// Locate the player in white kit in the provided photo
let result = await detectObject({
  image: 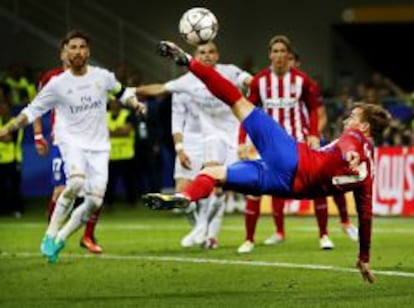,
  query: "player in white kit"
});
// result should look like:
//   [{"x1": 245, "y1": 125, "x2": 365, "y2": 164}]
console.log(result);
[
  {"x1": 172, "y1": 92, "x2": 203, "y2": 194},
  {"x1": 137, "y1": 42, "x2": 252, "y2": 248},
  {"x1": 171, "y1": 92, "x2": 203, "y2": 242},
  {"x1": 0, "y1": 30, "x2": 146, "y2": 263}
]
